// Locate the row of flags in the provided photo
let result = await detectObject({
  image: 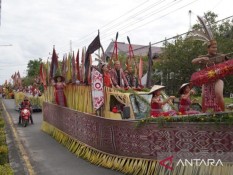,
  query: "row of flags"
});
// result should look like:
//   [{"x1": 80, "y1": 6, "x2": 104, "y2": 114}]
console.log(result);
[
  {"x1": 5, "y1": 32, "x2": 152, "y2": 90},
  {"x1": 40, "y1": 33, "x2": 151, "y2": 88},
  {"x1": 10, "y1": 71, "x2": 22, "y2": 87},
  {"x1": 8, "y1": 34, "x2": 152, "y2": 91},
  {"x1": 40, "y1": 34, "x2": 102, "y2": 86}
]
